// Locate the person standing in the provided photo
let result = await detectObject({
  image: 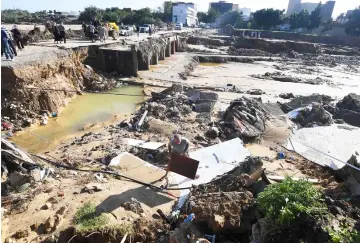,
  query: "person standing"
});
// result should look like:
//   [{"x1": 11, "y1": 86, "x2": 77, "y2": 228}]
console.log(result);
[
  {"x1": 163, "y1": 134, "x2": 190, "y2": 178},
  {"x1": 82, "y1": 22, "x2": 87, "y2": 34},
  {"x1": 98, "y1": 25, "x2": 106, "y2": 43},
  {"x1": 53, "y1": 24, "x2": 61, "y2": 44},
  {"x1": 136, "y1": 25, "x2": 140, "y2": 40},
  {"x1": 11, "y1": 25, "x2": 24, "y2": 50},
  {"x1": 1, "y1": 27, "x2": 17, "y2": 56},
  {"x1": 1, "y1": 28, "x2": 14, "y2": 61},
  {"x1": 58, "y1": 22, "x2": 66, "y2": 43}
]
